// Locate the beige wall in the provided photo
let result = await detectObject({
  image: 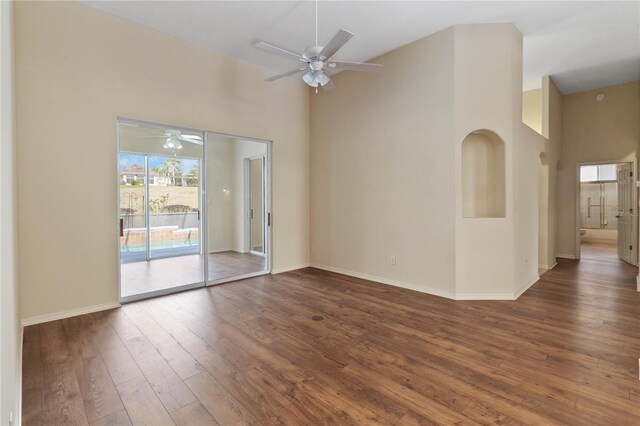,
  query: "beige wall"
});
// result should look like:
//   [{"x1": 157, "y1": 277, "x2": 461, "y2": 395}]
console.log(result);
[
  {"x1": 1, "y1": 0, "x2": 20, "y2": 423},
  {"x1": 538, "y1": 76, "x2": 563, "y2": 269},
  {"x1": 311, "y1": 27, "x2": 457, "y2": 296},
  {"x1": 523, "y1": 89, "x2": 542, "y2": 134},
  {"x1": 556, "y1": 81, "x2": 639, "y2": 259},
  {"x1": 454, "y1": 24, "x2": 542, "y2": 298},
  {"x1": 15, "y1": 1, "x2": 310, "y2": 321},
  {"x1": 311, "y1": 24, "x2": 541, "y2": 299}
]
